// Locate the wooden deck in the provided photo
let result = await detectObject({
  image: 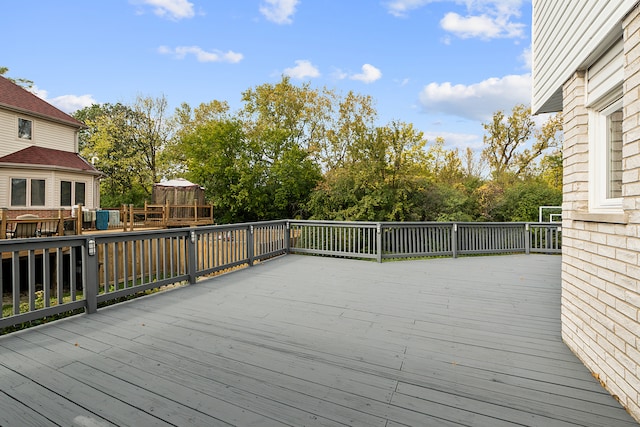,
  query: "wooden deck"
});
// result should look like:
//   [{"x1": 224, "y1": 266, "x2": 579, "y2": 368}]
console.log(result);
[{"x1": 0, "y1": 254, "x2": 637, "y2": 426}]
